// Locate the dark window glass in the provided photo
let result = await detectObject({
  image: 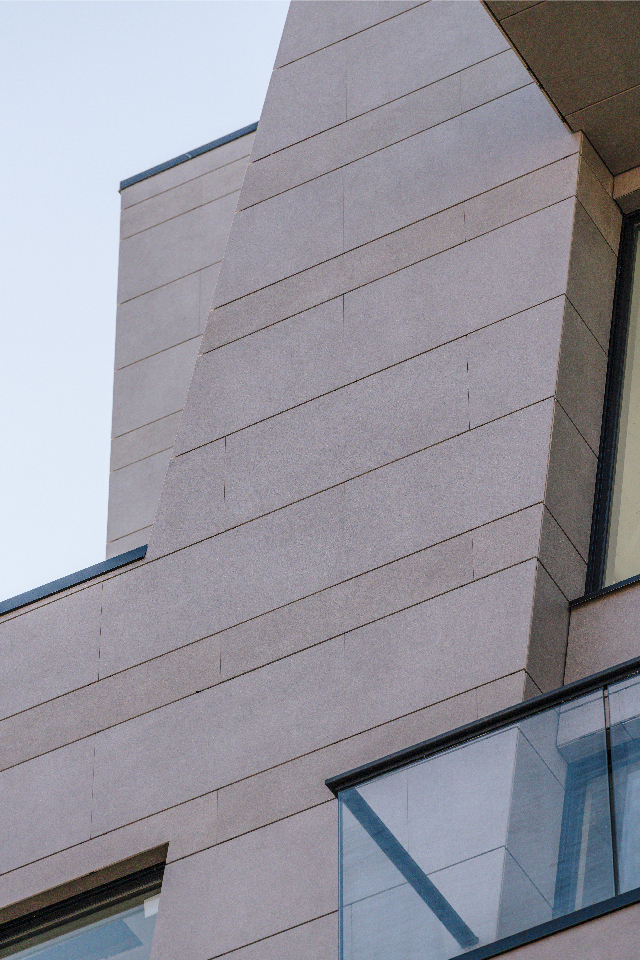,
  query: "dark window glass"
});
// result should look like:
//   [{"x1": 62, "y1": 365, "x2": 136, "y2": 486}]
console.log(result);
[
  {"x1": 588, "y1": 212, "x2": 640, "y2": 591},
  {"x1": 0, "y1": 876, "x2": 162, "y2": 960}
]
